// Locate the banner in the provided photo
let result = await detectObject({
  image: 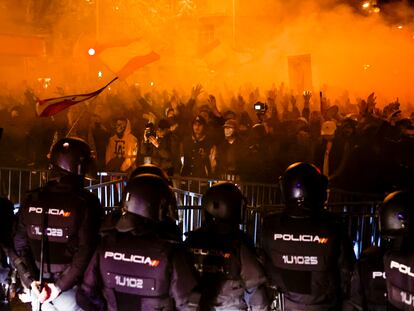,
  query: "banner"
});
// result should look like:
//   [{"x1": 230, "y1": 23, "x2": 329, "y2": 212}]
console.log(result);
[
  {"x1": 97, "y1": 39, "x2": 160, "y2": 79},
  {"x1": 288, "y1": 54, "x2": 313, "y2": 94}
]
